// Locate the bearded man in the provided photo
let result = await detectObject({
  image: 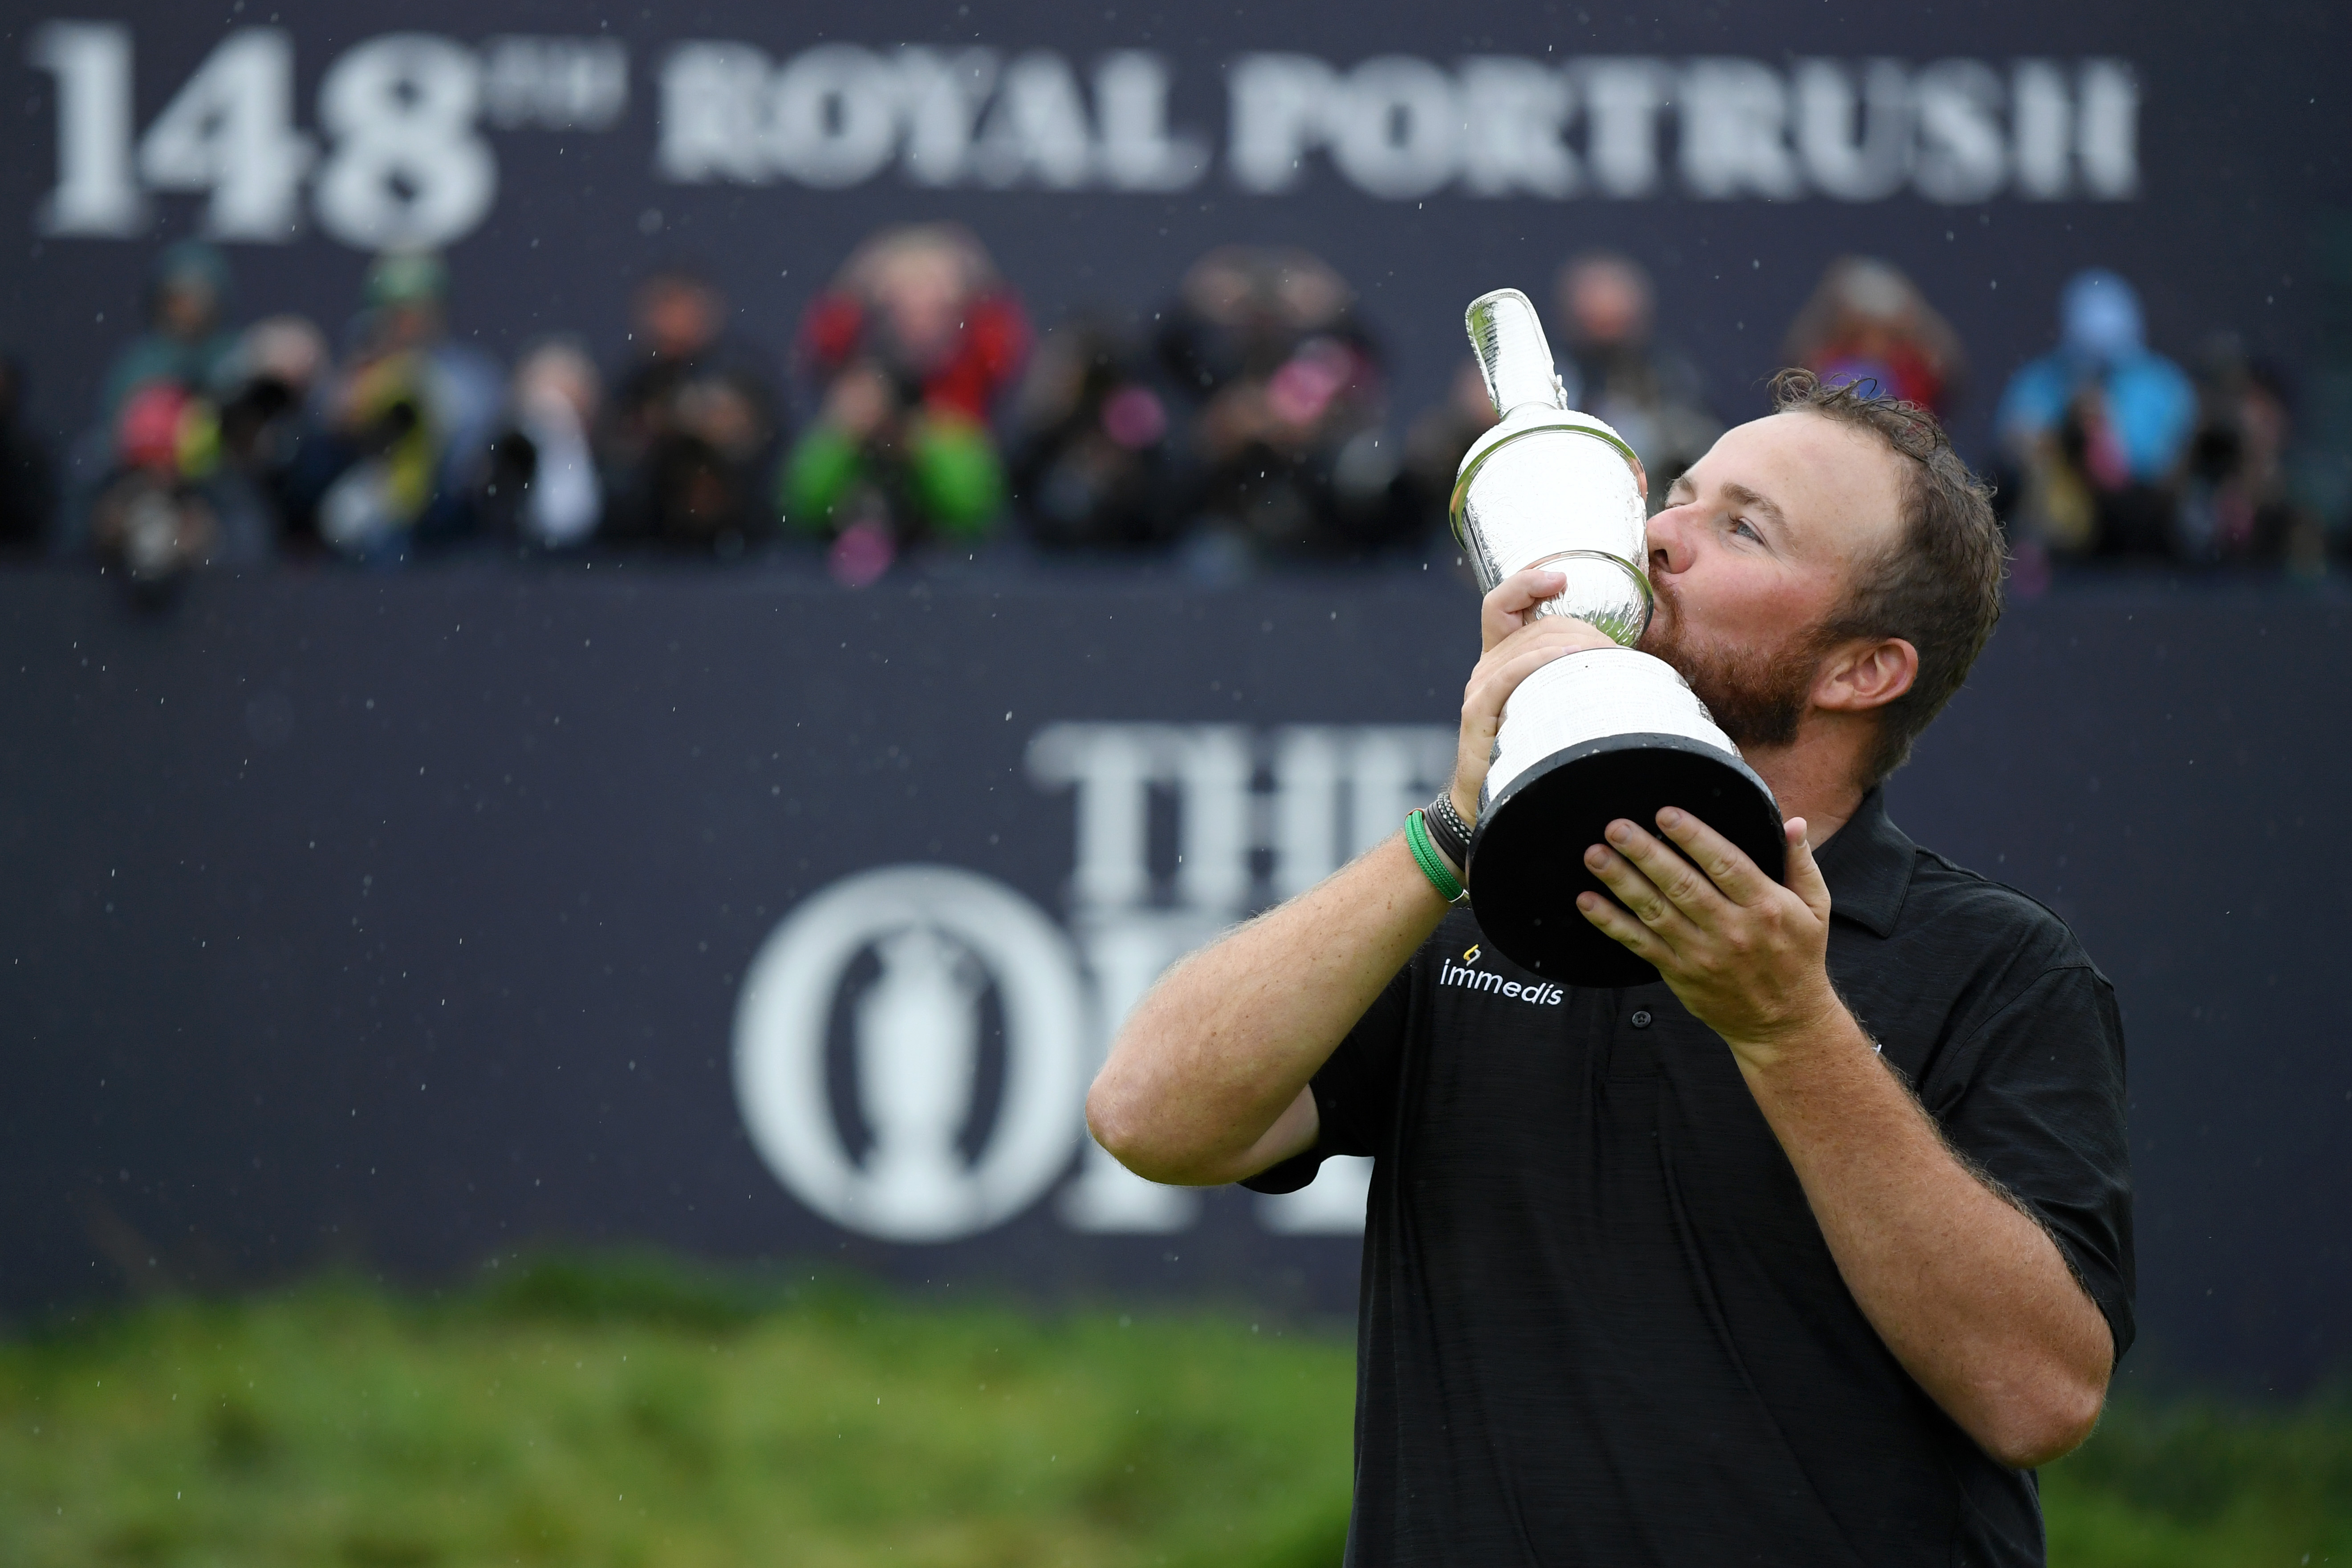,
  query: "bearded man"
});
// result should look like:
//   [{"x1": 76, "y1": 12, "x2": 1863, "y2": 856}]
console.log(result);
[{"x1": 1086, "y1": 371, "x2": 2131, "y2": 1566}]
